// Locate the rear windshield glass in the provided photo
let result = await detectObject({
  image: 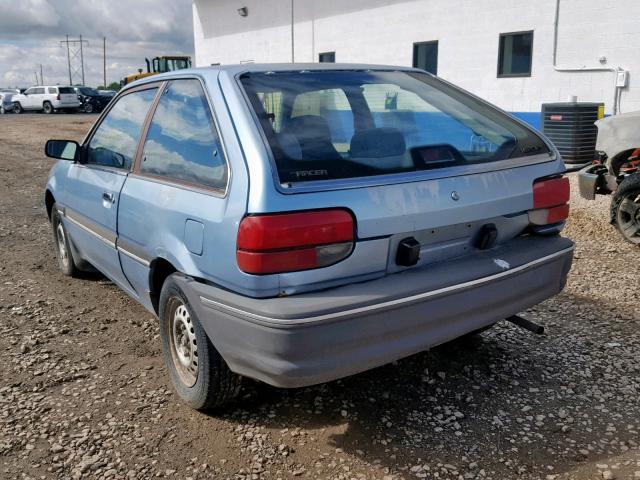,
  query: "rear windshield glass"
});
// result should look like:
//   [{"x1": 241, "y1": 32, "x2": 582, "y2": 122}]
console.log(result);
[
  {"x1": 240, "y1": 70, "x2": 550, "y2": 184},
  {"x1": 59, "y1": 87, "x2": 75, "y2": 94},
  {"x1": 79, "y1": 87, "x2": 99, "y2": 95}
]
